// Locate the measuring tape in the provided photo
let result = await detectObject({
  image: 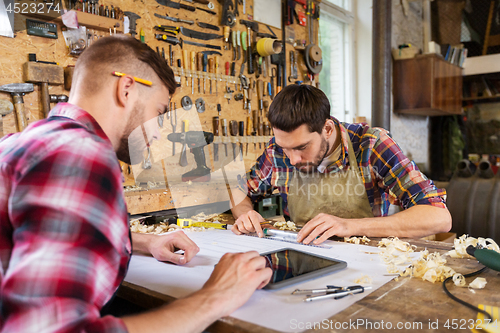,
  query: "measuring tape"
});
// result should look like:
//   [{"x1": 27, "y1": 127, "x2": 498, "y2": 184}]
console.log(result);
[
  {"x1": 177, "y1": 218, "x2": 229, "y2": 230},
  {"x1": 245, "y1": 228, "x2": 332, "y2": 249}
]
